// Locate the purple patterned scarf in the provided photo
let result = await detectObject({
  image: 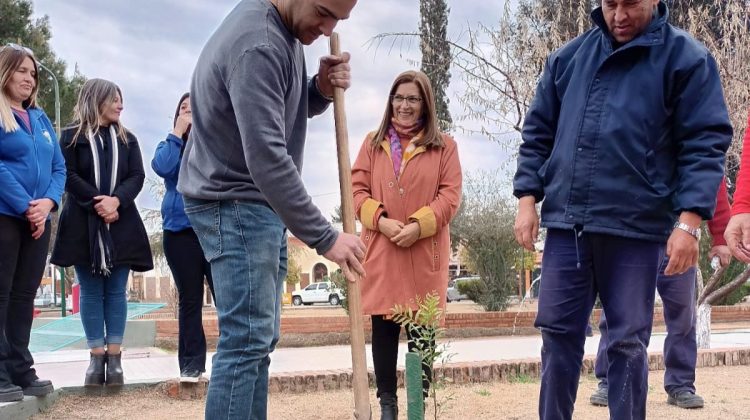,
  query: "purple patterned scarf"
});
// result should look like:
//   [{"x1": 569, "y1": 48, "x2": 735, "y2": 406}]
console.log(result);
[{"x1": 387, "y1": 118, "x2": 423, "y2": 178}]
